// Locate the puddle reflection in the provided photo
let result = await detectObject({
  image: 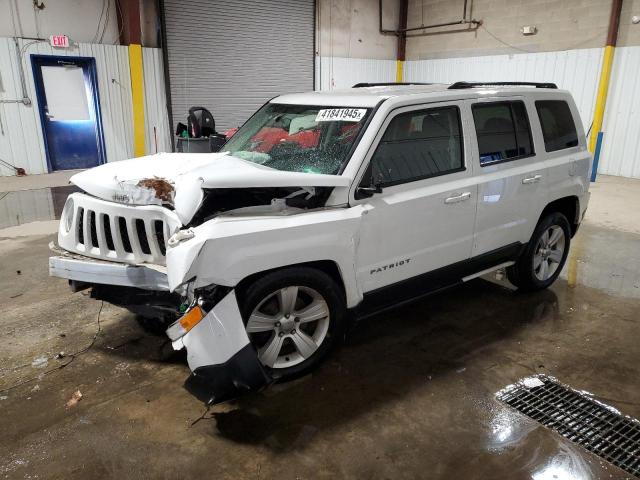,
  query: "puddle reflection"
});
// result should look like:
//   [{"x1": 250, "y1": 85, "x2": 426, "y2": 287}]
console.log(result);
[{"x1": 0, "y1": 185, "x2": 77, "y2": 229}]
